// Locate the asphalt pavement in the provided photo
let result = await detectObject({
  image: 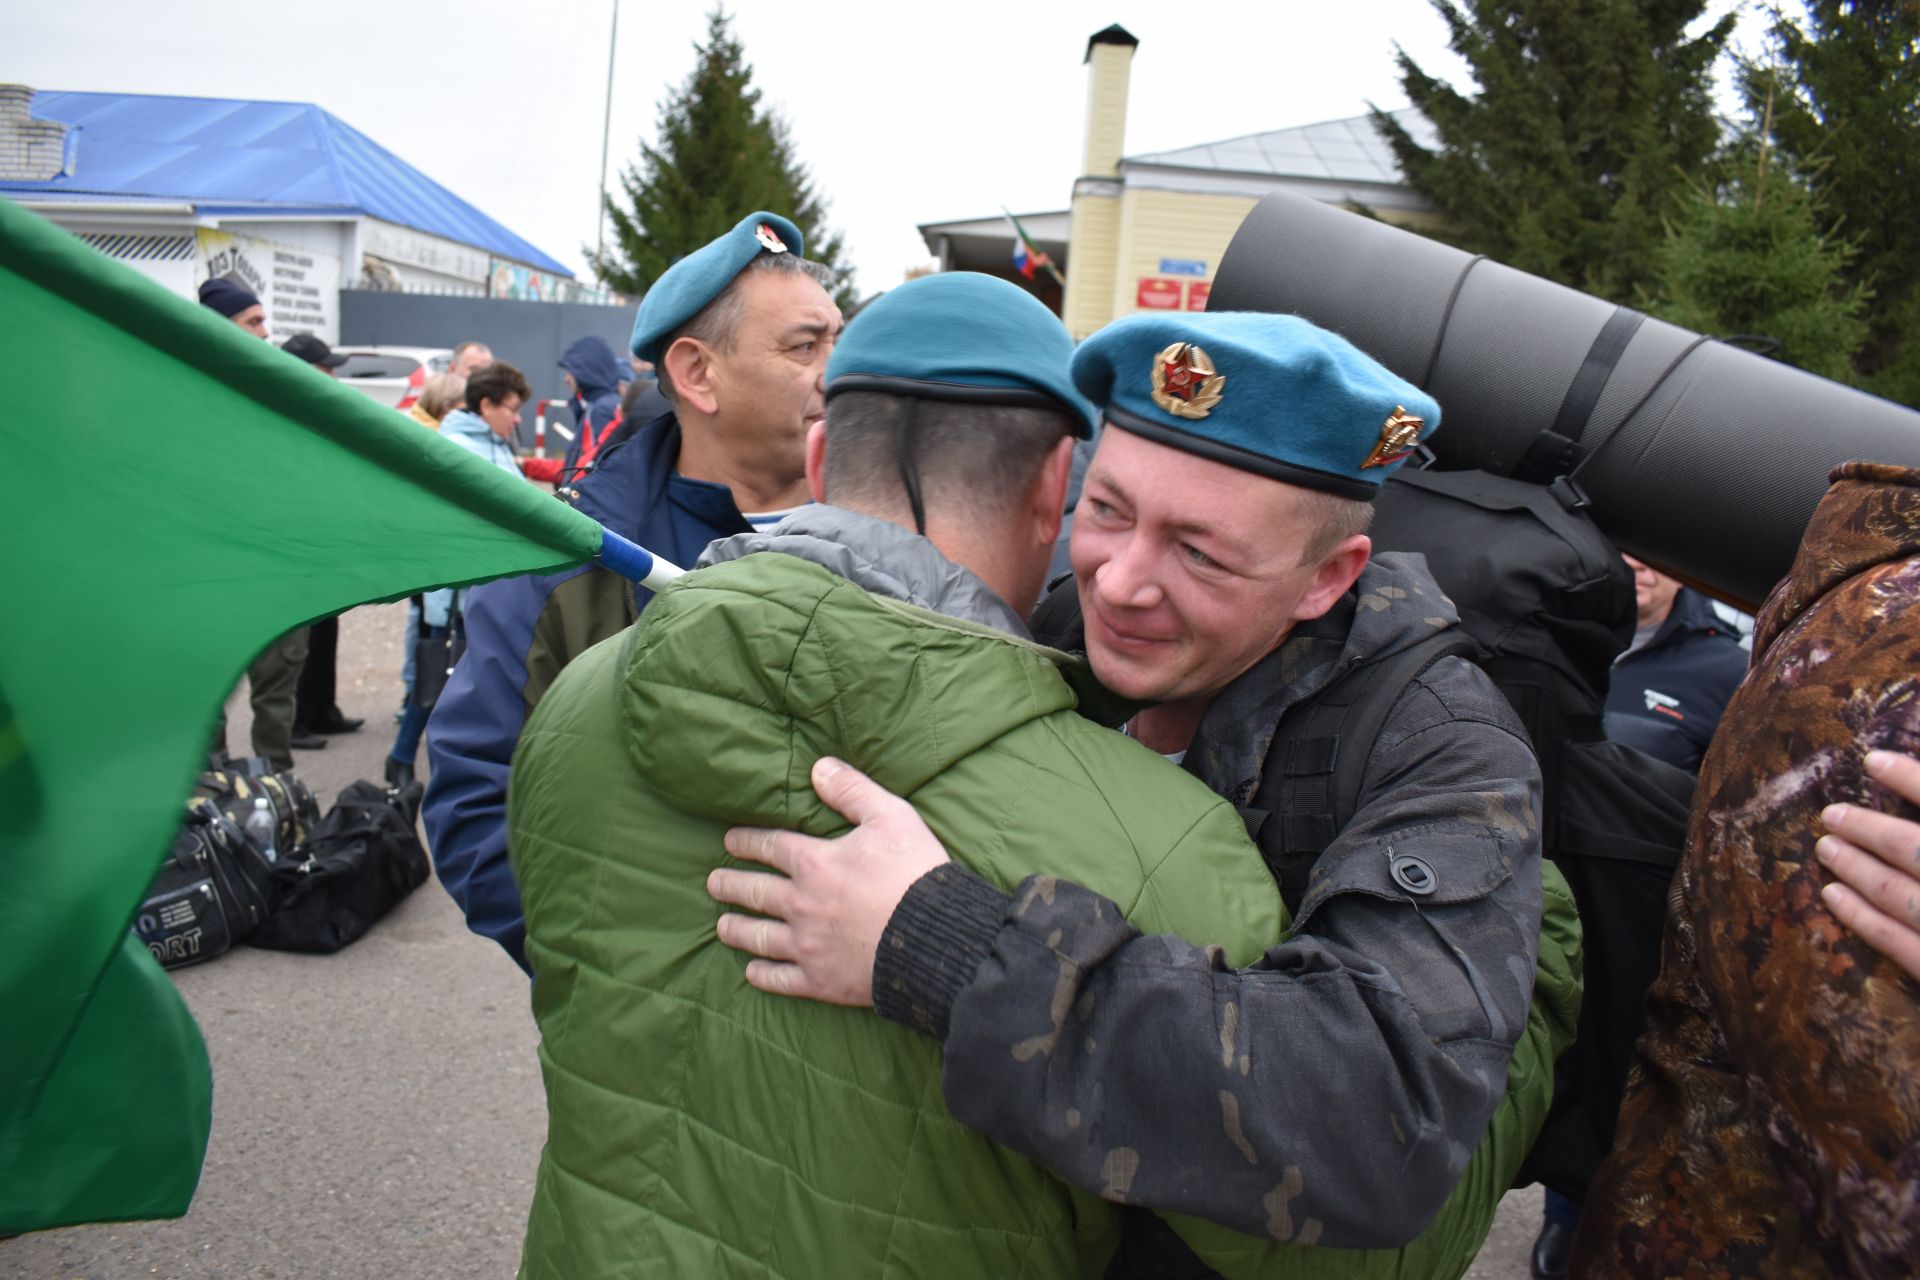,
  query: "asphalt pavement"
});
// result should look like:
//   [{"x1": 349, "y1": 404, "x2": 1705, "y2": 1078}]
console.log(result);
[{"x1": 0, "y1": 601, "x2": 1544, "y2": 1279}]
